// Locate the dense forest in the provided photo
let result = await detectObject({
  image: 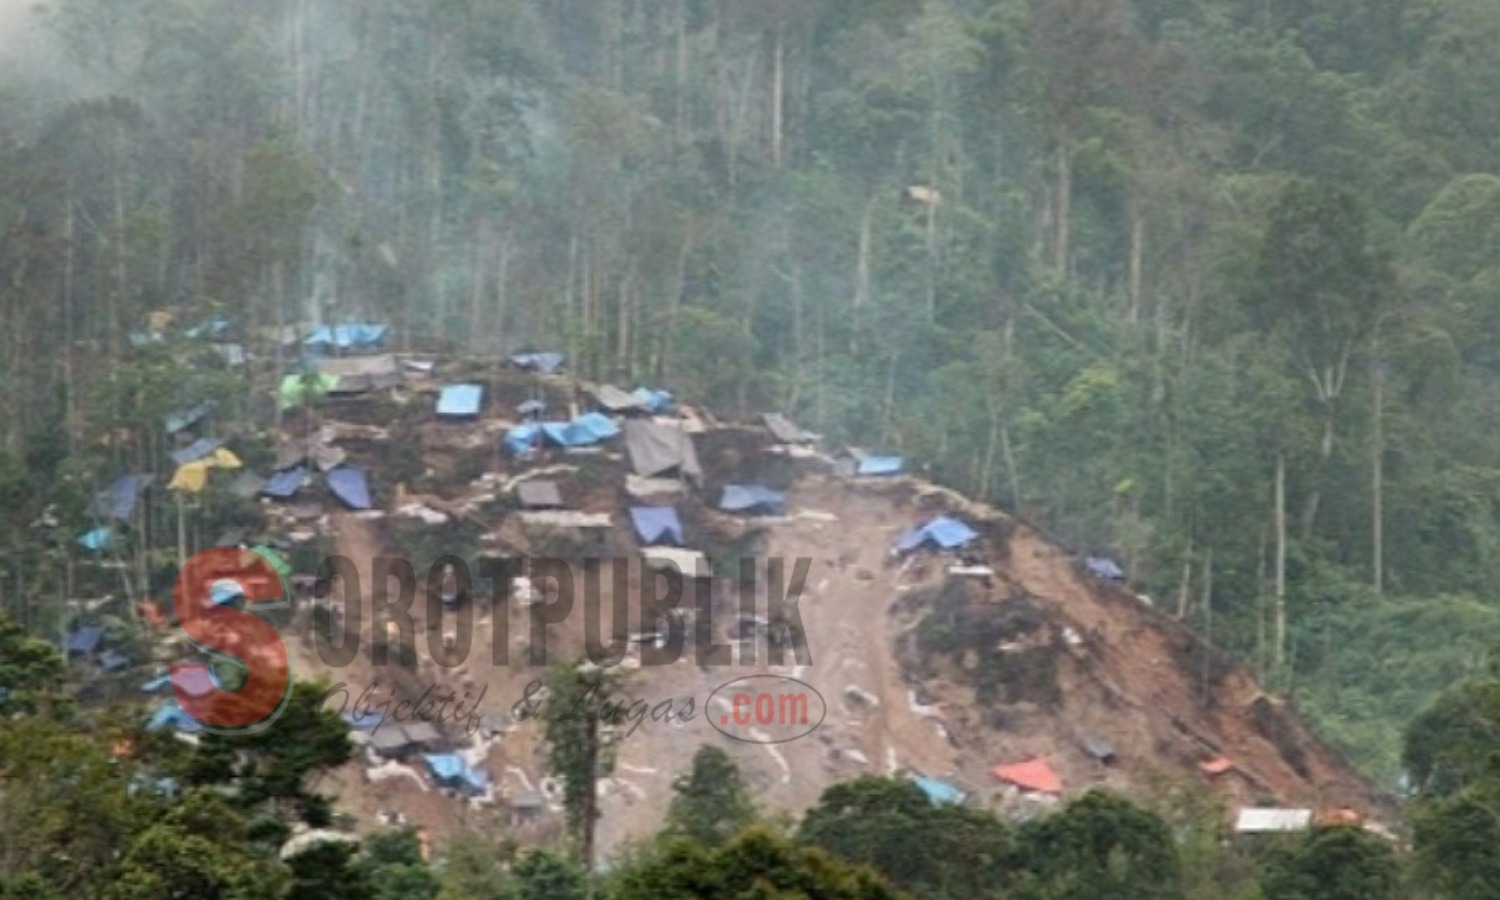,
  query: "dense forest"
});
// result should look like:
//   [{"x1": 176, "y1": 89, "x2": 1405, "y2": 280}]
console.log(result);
[{"x1": 3, "y1": 0, "x2": 1500, "y2": 830}]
